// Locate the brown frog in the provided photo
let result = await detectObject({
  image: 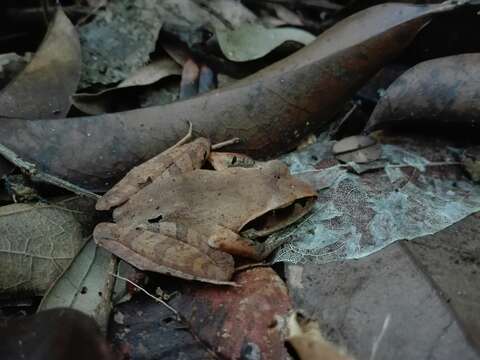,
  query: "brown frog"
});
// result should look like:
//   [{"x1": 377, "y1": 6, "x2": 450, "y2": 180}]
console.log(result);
[{"x1": 94, "y1": 134, "x2": 317, "y2": 284}]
